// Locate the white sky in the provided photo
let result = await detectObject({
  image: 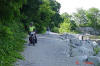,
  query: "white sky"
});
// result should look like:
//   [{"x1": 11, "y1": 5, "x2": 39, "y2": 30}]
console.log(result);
[{"x1": 56, "y1": 0, "x2": 100, "y2": 14}]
